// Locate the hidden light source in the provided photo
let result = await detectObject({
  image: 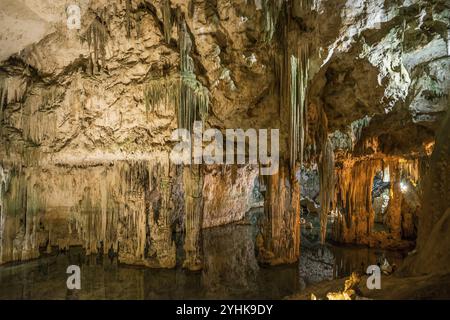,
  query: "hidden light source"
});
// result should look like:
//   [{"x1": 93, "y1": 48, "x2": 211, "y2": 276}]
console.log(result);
[{"x1": 400, "y1": 181, "x2": 408, "y2": 193}]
